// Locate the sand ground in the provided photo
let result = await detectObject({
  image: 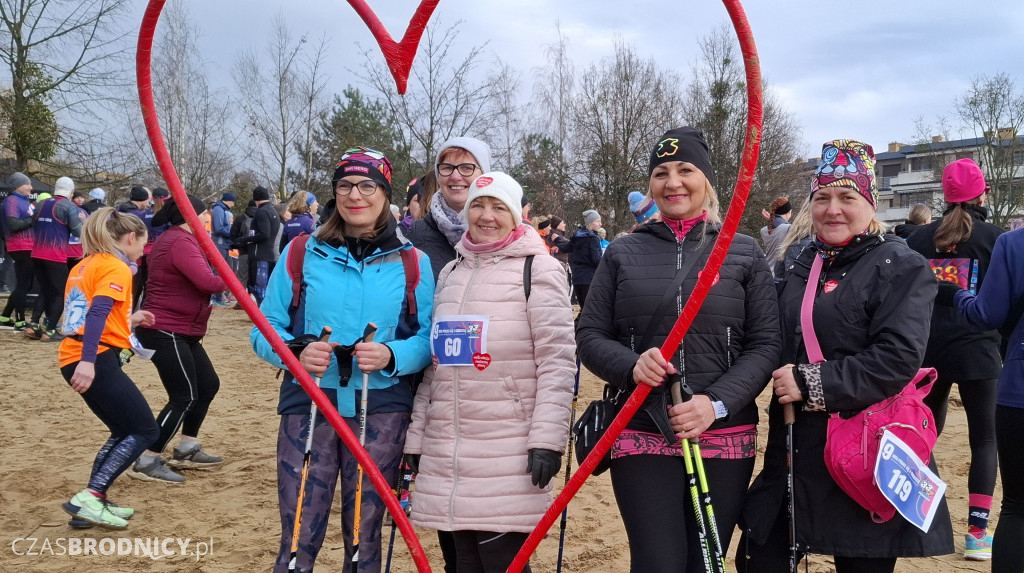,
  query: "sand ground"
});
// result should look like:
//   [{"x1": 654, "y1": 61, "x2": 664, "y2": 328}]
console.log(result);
[{"x1": 0, "y1": 307, "x2": 997, "y2": 572}]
